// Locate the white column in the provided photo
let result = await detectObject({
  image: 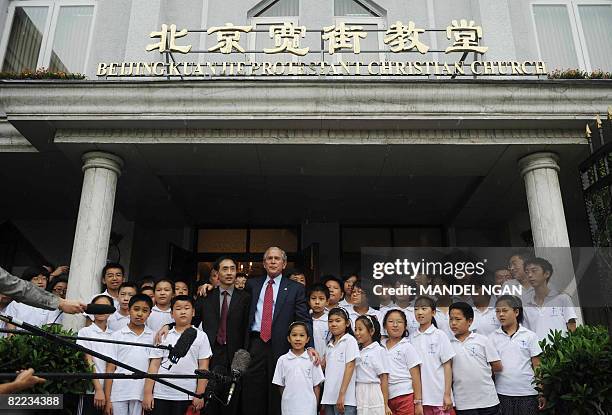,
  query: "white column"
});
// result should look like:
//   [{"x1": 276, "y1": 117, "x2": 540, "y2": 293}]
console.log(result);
[
  {"x1": 518, "y1": 152, "x2": 582, "y2": 322},
  {"x1": 518, "y1": 152, "x2": 570, "y2": 247},
  {"x1": 63, "y1": 152, "x2": 123, "y2": 331}
]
